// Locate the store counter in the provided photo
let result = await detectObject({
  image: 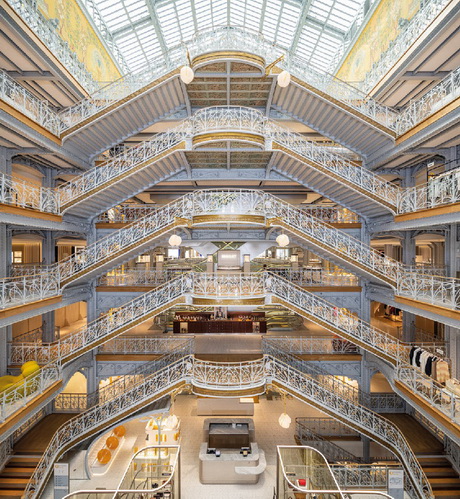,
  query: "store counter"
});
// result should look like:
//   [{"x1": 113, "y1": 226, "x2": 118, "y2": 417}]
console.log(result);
[{"x1": 199, "y1": 442, "x2": 264, "y2": 484}]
